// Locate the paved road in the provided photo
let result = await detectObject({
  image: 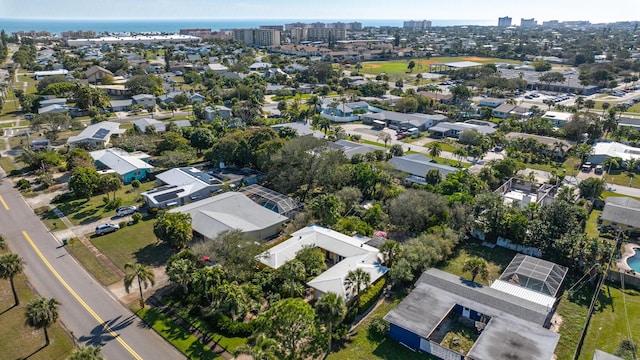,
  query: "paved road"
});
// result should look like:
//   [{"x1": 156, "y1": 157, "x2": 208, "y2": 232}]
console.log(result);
[{"x1": 0, "y1": 173, "x2": 184, "y2": 360}]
